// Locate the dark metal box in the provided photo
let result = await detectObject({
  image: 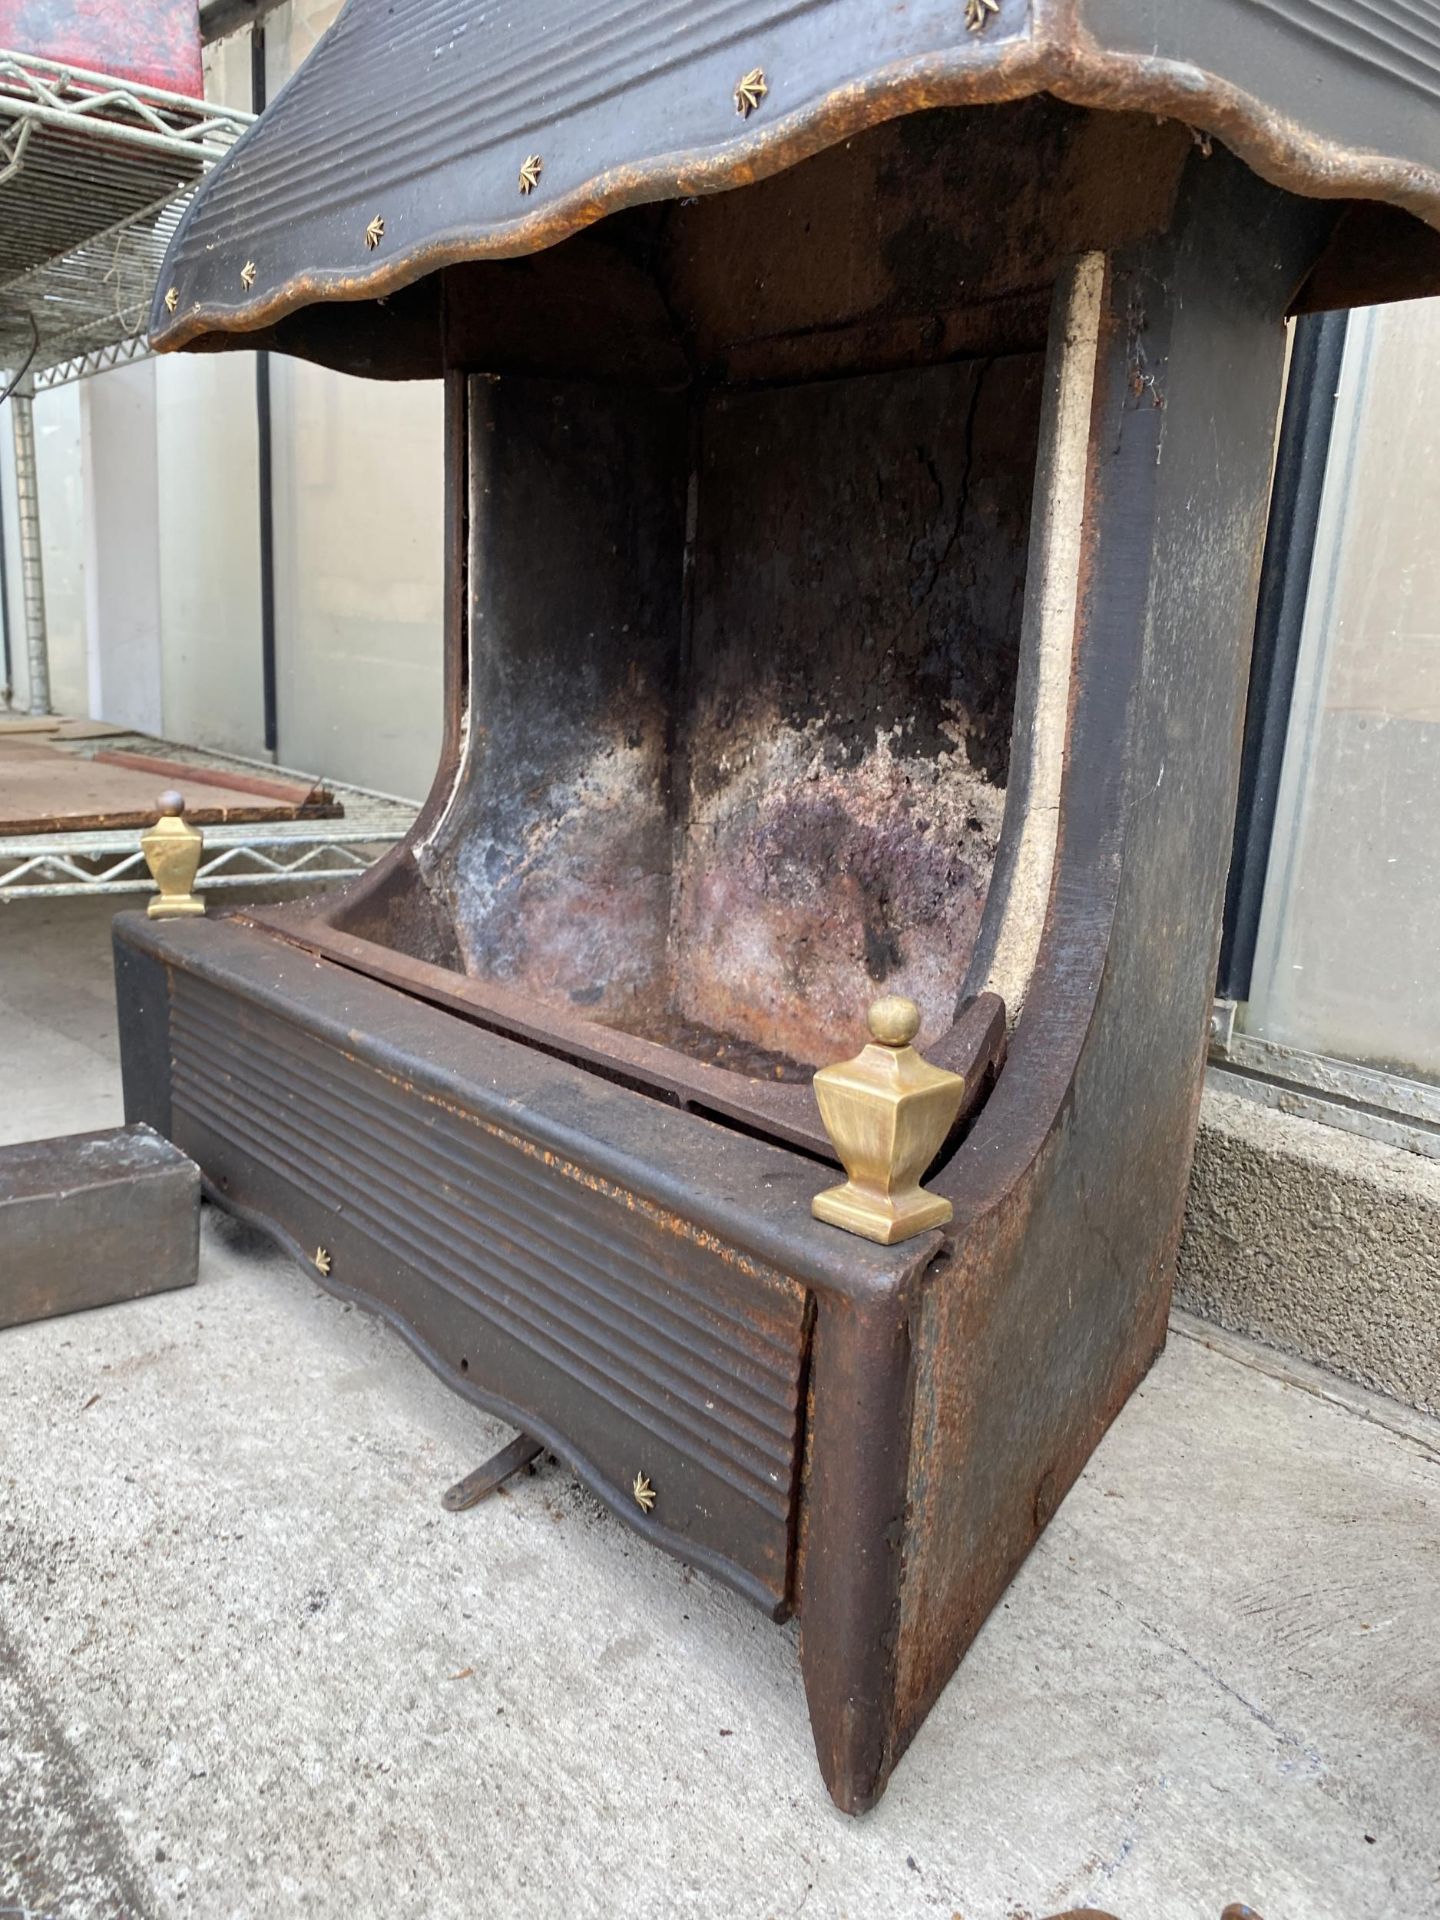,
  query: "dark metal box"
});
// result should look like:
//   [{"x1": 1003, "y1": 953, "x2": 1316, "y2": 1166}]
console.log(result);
[{"x1": 0, "y1": 1123, "x2": 199, "y2": 1331}]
